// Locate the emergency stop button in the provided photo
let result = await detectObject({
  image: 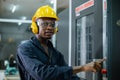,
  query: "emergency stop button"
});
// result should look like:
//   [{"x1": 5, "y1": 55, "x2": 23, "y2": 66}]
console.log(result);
[{"x1": 101, "y1": 69, "x2": 107, "y2": 74}]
